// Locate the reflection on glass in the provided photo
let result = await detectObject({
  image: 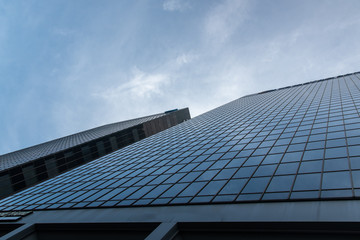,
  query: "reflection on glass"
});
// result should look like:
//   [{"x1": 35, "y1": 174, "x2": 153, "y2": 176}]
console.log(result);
[
  {"x1": 220, "y1": 179, "x2": 247, "y2": 195},
  {"x1": 242, "y1": 177, "x2": 271, "y2": 194},
  {"x1": 266, "y1": 175, "x2": 295, "y2": 192},
  {"x1": 322, "y1": 171, "x2": 351, "y2": 189},
  {"x1": 293, "y1": 173, "x2": 321, "y2": 191}
]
